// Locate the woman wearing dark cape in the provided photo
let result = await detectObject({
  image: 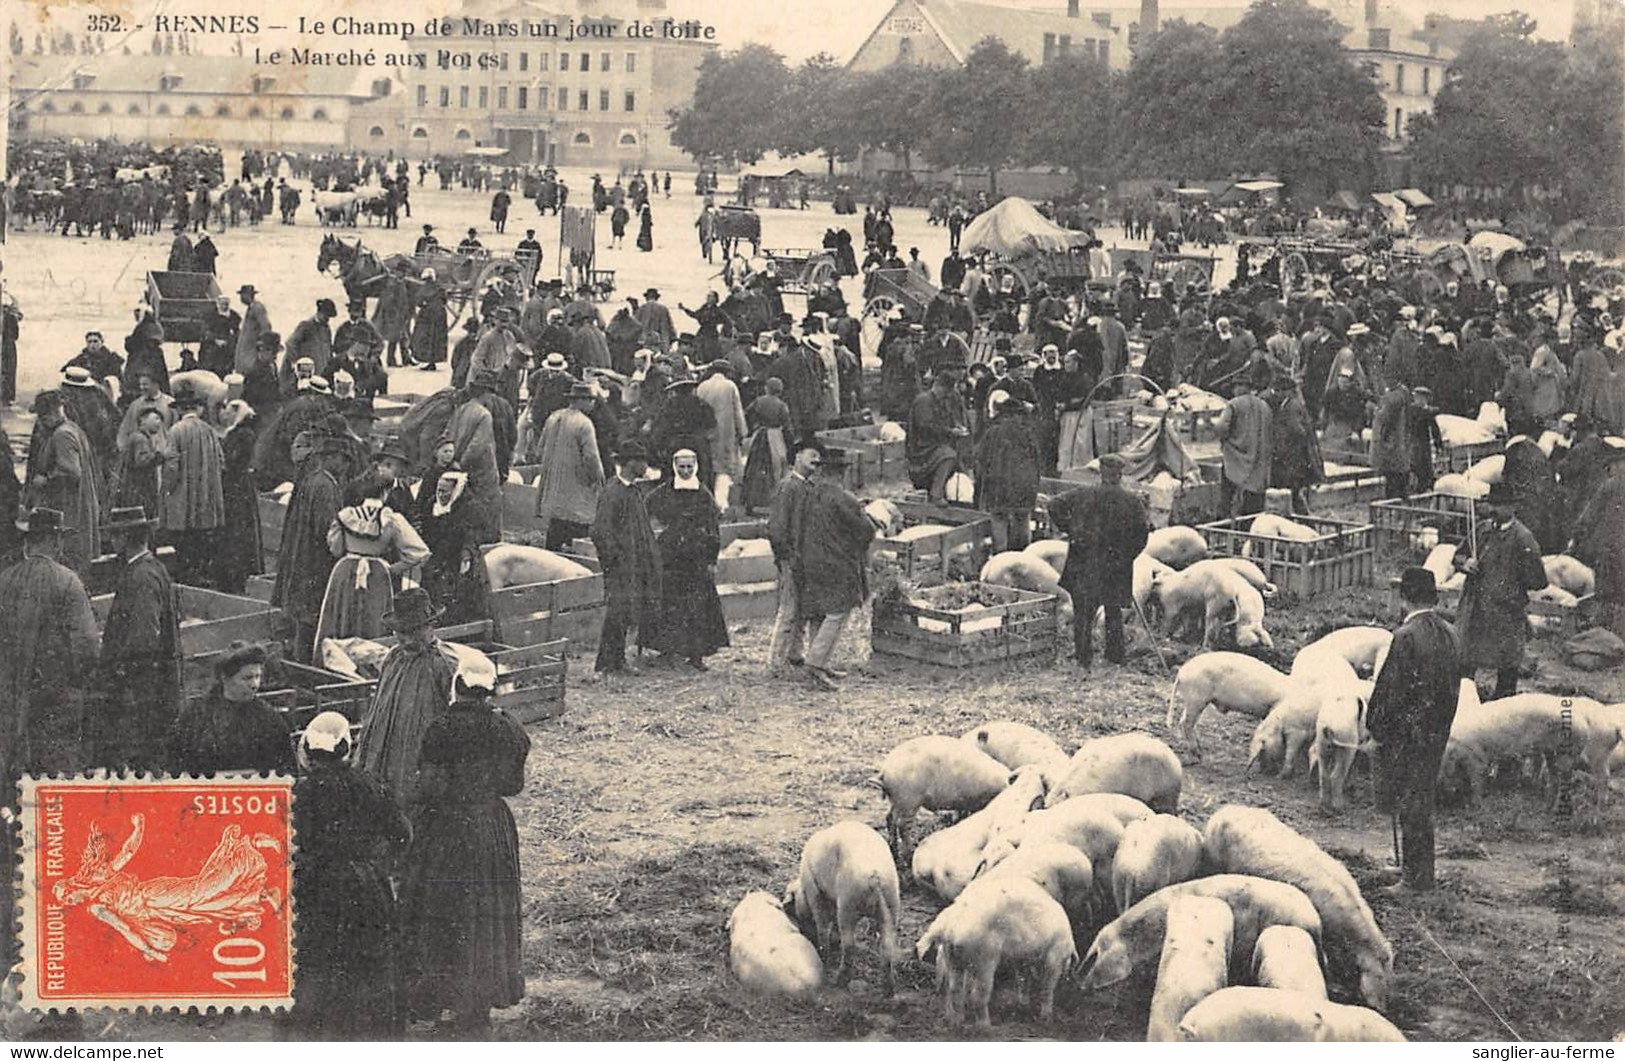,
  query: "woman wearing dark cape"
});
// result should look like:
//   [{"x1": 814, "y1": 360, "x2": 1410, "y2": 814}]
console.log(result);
[
  {"x1": 741, "y1": 377, "x2": 791, "y2": 514},
  {"x1": 646, "y1": 449, "x2": 729, "y2": 670},
  {"x1": 215, "y1": 398, "x2": 263, "y2": 593},
  {"x1": 417, "y1": 469, "x2": 493, "y2": 624}
]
